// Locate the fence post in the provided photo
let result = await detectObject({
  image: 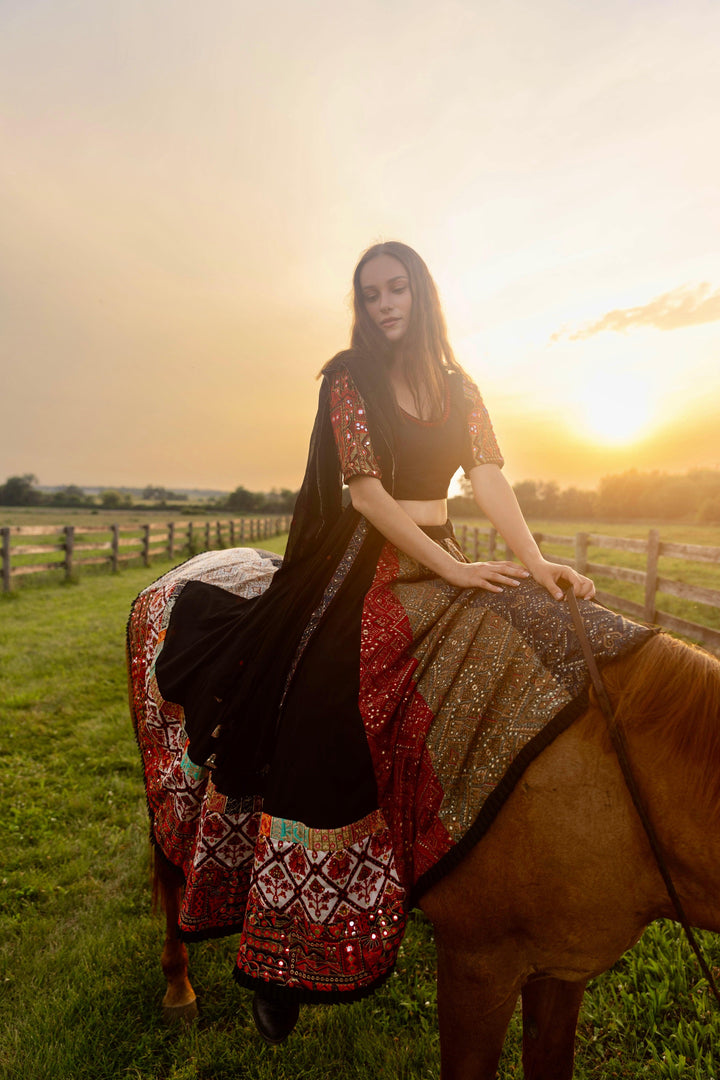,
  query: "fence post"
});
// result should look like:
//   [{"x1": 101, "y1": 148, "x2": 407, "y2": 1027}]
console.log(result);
[
  {"x1": 488, "y1": 527, "x2": 497, "y2": 560},
  {"x1": 216, "y1": 520, "x2": 223, "y2": 548},
  {"x1": 644, "y1": 528, "x2": 660, "y2": 622},
  {"x1": 187, "y1": 521, "x2": 194, "y2": 555},
  {"x1": 111, "y1": 523, "x2": 119, "y2": 573},
  {"x1": 473, "y1": 527, "x2": 480, "y2": 561},
  {"x1": 2, "y1": 527, "x2": 10, "y2": 592},
  {"x1": 239, "y1": 519, "x2": 246, "y2": 543},
  {"x1": 230, "y1": 520, "x2": 235, "y2": 547},
  {"x1": 575, "y1": 532, "x2": 588, "y2": 575},
  {"x1": 168, "y1": 521, "x2": 175, "y2": 560},
  {"x1": 64, "y1": 525, "x2": 75, "y2": 580},
  {"x1": 142, "y1": 524, "x2": 150, "y2": 567},
  {"x1": 459, "y1": 524, "x2": 467, "y2": 555},
  {"x1": 204, "y1": 521, "x2": 211, "y2": 551}
]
